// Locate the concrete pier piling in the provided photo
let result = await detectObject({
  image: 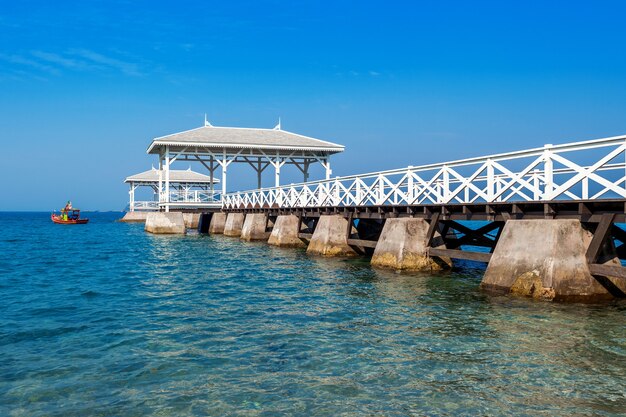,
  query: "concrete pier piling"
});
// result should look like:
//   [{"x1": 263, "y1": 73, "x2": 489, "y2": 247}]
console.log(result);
[
  {"x1": 224, "y1": 213, "x2": 245, "y2": 237},
  {"x1": 208, "y1": 212, "x2": 227, "y2": 234},
  {"x1": 268, "y1": 215, "x2": 306, "y2": 247},
  {"x1": 120, "y1": 212, "x2": 149, "y2": 223},
  {"x1": 182, "y1": 213, "x2": 201, "y2": 229},
  {"x1": 240, "y1": 213, "x2": 270, "y2": 241},
  {"x1": 306, "y1": 215, "x2": 357, "y2": 257},
  {"x1": 144, "y1": 212, "x2": 186, "y2": 234},
  {"x1": 481, "y1": 219, "x2": 623, "y2": 301},
  {"x1": 371, "y1": 218, "x2": 452, "y2": 271}
]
